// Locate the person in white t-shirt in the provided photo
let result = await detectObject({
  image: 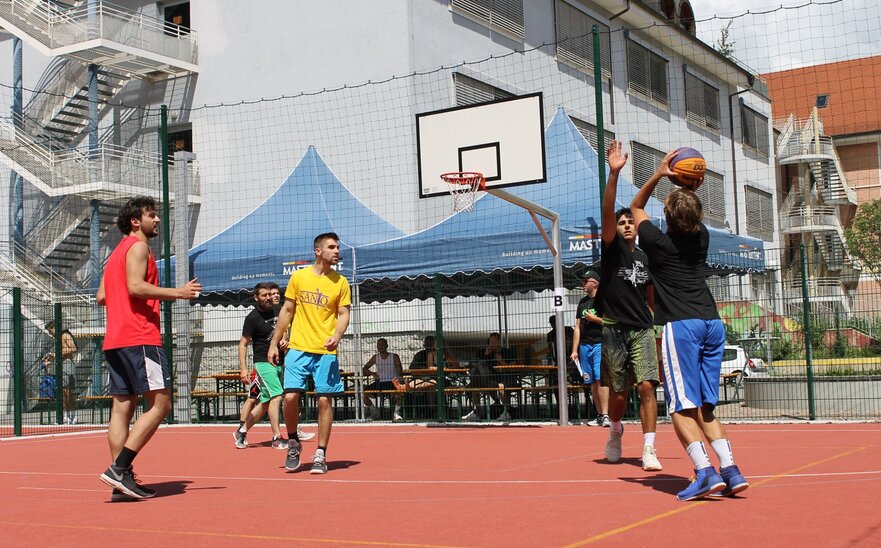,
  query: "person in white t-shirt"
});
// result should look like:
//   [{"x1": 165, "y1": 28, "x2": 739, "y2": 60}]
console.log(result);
[{"x1": 362, "y1": 338, "x2": 405, "y2": 421}]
